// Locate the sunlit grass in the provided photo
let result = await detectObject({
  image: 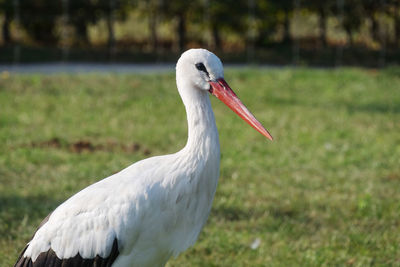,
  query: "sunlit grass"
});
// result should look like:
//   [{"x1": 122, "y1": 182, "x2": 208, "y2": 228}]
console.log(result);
[{"x1": 1, "y1": 67, "x2": 399, "y2": 266}]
